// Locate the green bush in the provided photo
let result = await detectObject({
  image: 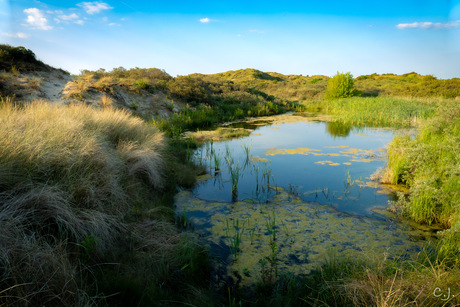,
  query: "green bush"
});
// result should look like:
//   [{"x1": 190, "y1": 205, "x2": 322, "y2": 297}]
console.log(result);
[
  {"x1": 324, "y1": 71, "x2": 356, "y2": 99},
  {"x1": 0, "y1": 44, "x2": 47, "y2": 71}
]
